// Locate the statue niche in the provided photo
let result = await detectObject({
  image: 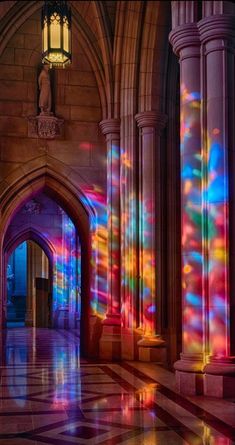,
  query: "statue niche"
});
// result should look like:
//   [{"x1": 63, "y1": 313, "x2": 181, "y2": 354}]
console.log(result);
[{"x1": 27, "y1": 64, "x2": 64, "y2": 139}]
